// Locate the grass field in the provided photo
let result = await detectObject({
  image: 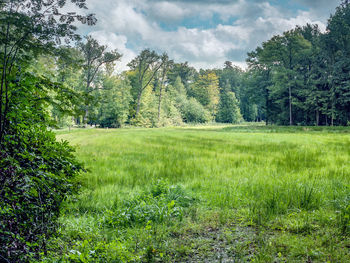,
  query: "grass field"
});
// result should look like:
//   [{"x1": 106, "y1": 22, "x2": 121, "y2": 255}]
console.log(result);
[{"x1": 47, "y1": 125, "x2": 350, "y2": 262}]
